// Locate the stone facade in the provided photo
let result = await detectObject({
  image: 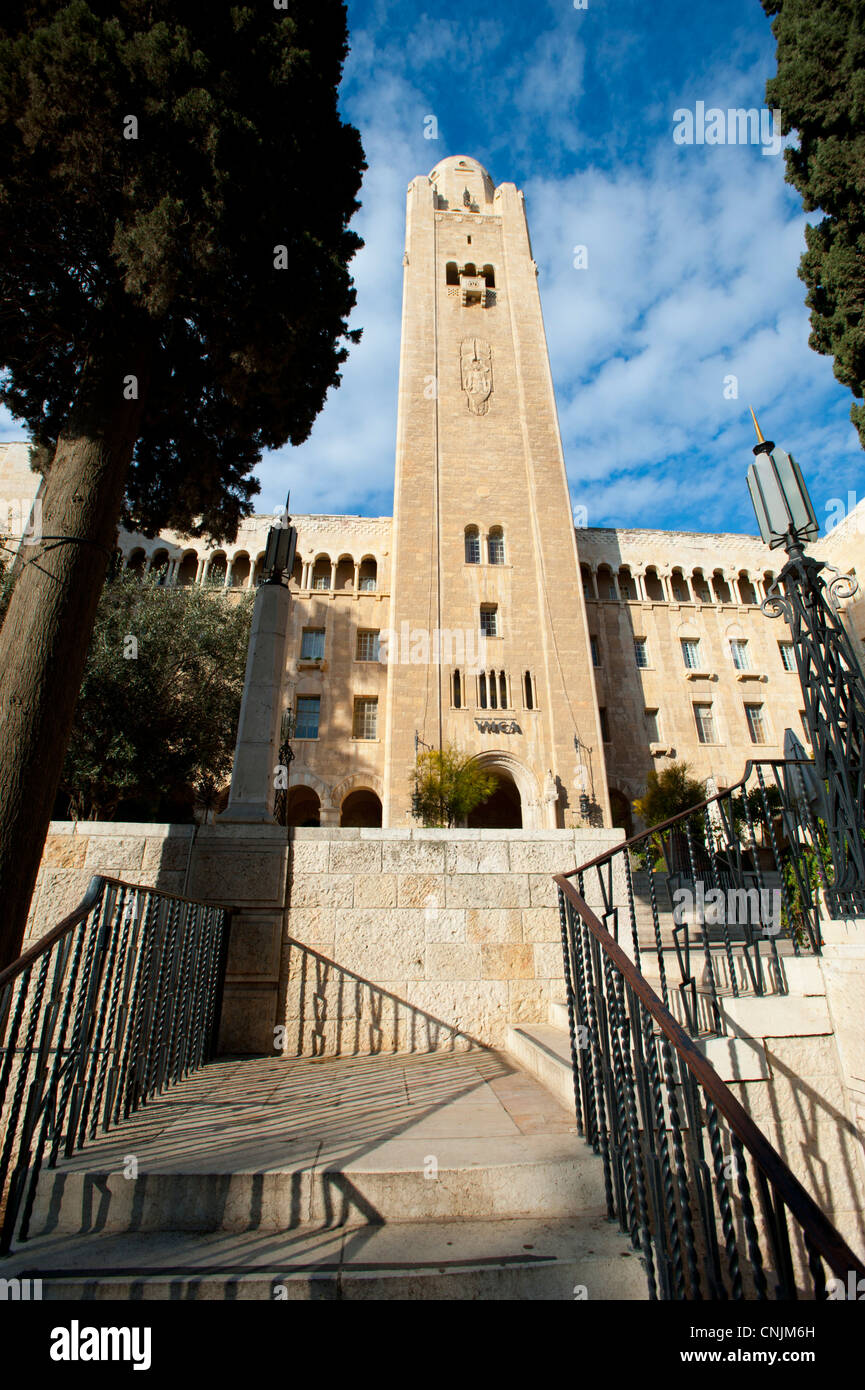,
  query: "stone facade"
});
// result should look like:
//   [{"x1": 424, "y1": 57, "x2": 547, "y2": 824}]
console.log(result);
[{"x1": 2, "y1": 158, "x2": 865, "y2": 838}]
